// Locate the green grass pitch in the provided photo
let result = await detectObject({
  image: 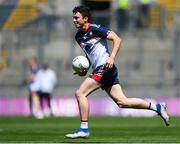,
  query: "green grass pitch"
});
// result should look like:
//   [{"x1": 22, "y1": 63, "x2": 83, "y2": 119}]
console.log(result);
[{"x1": 0, "y1": 116, "x2": 180, "y2": 143}]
